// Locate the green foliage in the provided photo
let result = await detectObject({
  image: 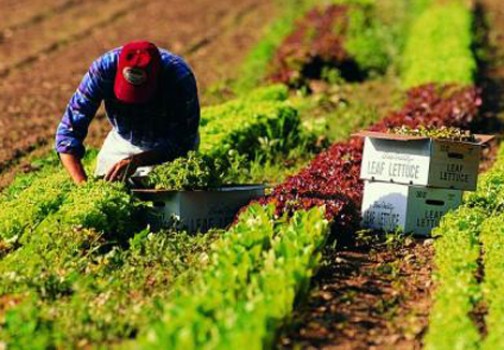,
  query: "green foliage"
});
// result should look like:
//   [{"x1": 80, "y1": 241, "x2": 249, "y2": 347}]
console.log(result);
[
  {"x1": 0, "y1": 229, "x2": 219, "y2": 348},
  {"x1": 0, "y1": 171, "x2": 72, "y2": 242},
  {"x1": 36, "y1": 180, "x2": 137, "y2": 239},
  {"x1": 200, "y1": 90, "x2": 303, "y2": 161},
  {"x1": 402, "y1": 2, "x2": 476, "y2": 88},
  {"x1": 344, "y1": 6, "x2": 391, "y2": 74},
  {"x1": 147, "y1": 151, "x2": 247, "y2": 190},
  {"x1": 138, "y1": 204, "x2": 329, "y2": 349},
  {"x1": 0, "y1": 181, "x2": 137, "y2": 295},
  {"x1": 0, "y1": 150, "x2": 99, "y2": 246},
  {"x1": 480, "y1": 215, "x2": 504, "y2": 350},
  {"x1": 465, "y1": 145, "x2": 504, "y2": 213},
  {"x1": 425, "y1": 207, "x2": 484, "y2": 350},
  {"x1": 0, "y1": 149, "x2": 97, "y2": 201},
  {"x1": 425, "y1": 144, "x2": 504, "y2": 350}
]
